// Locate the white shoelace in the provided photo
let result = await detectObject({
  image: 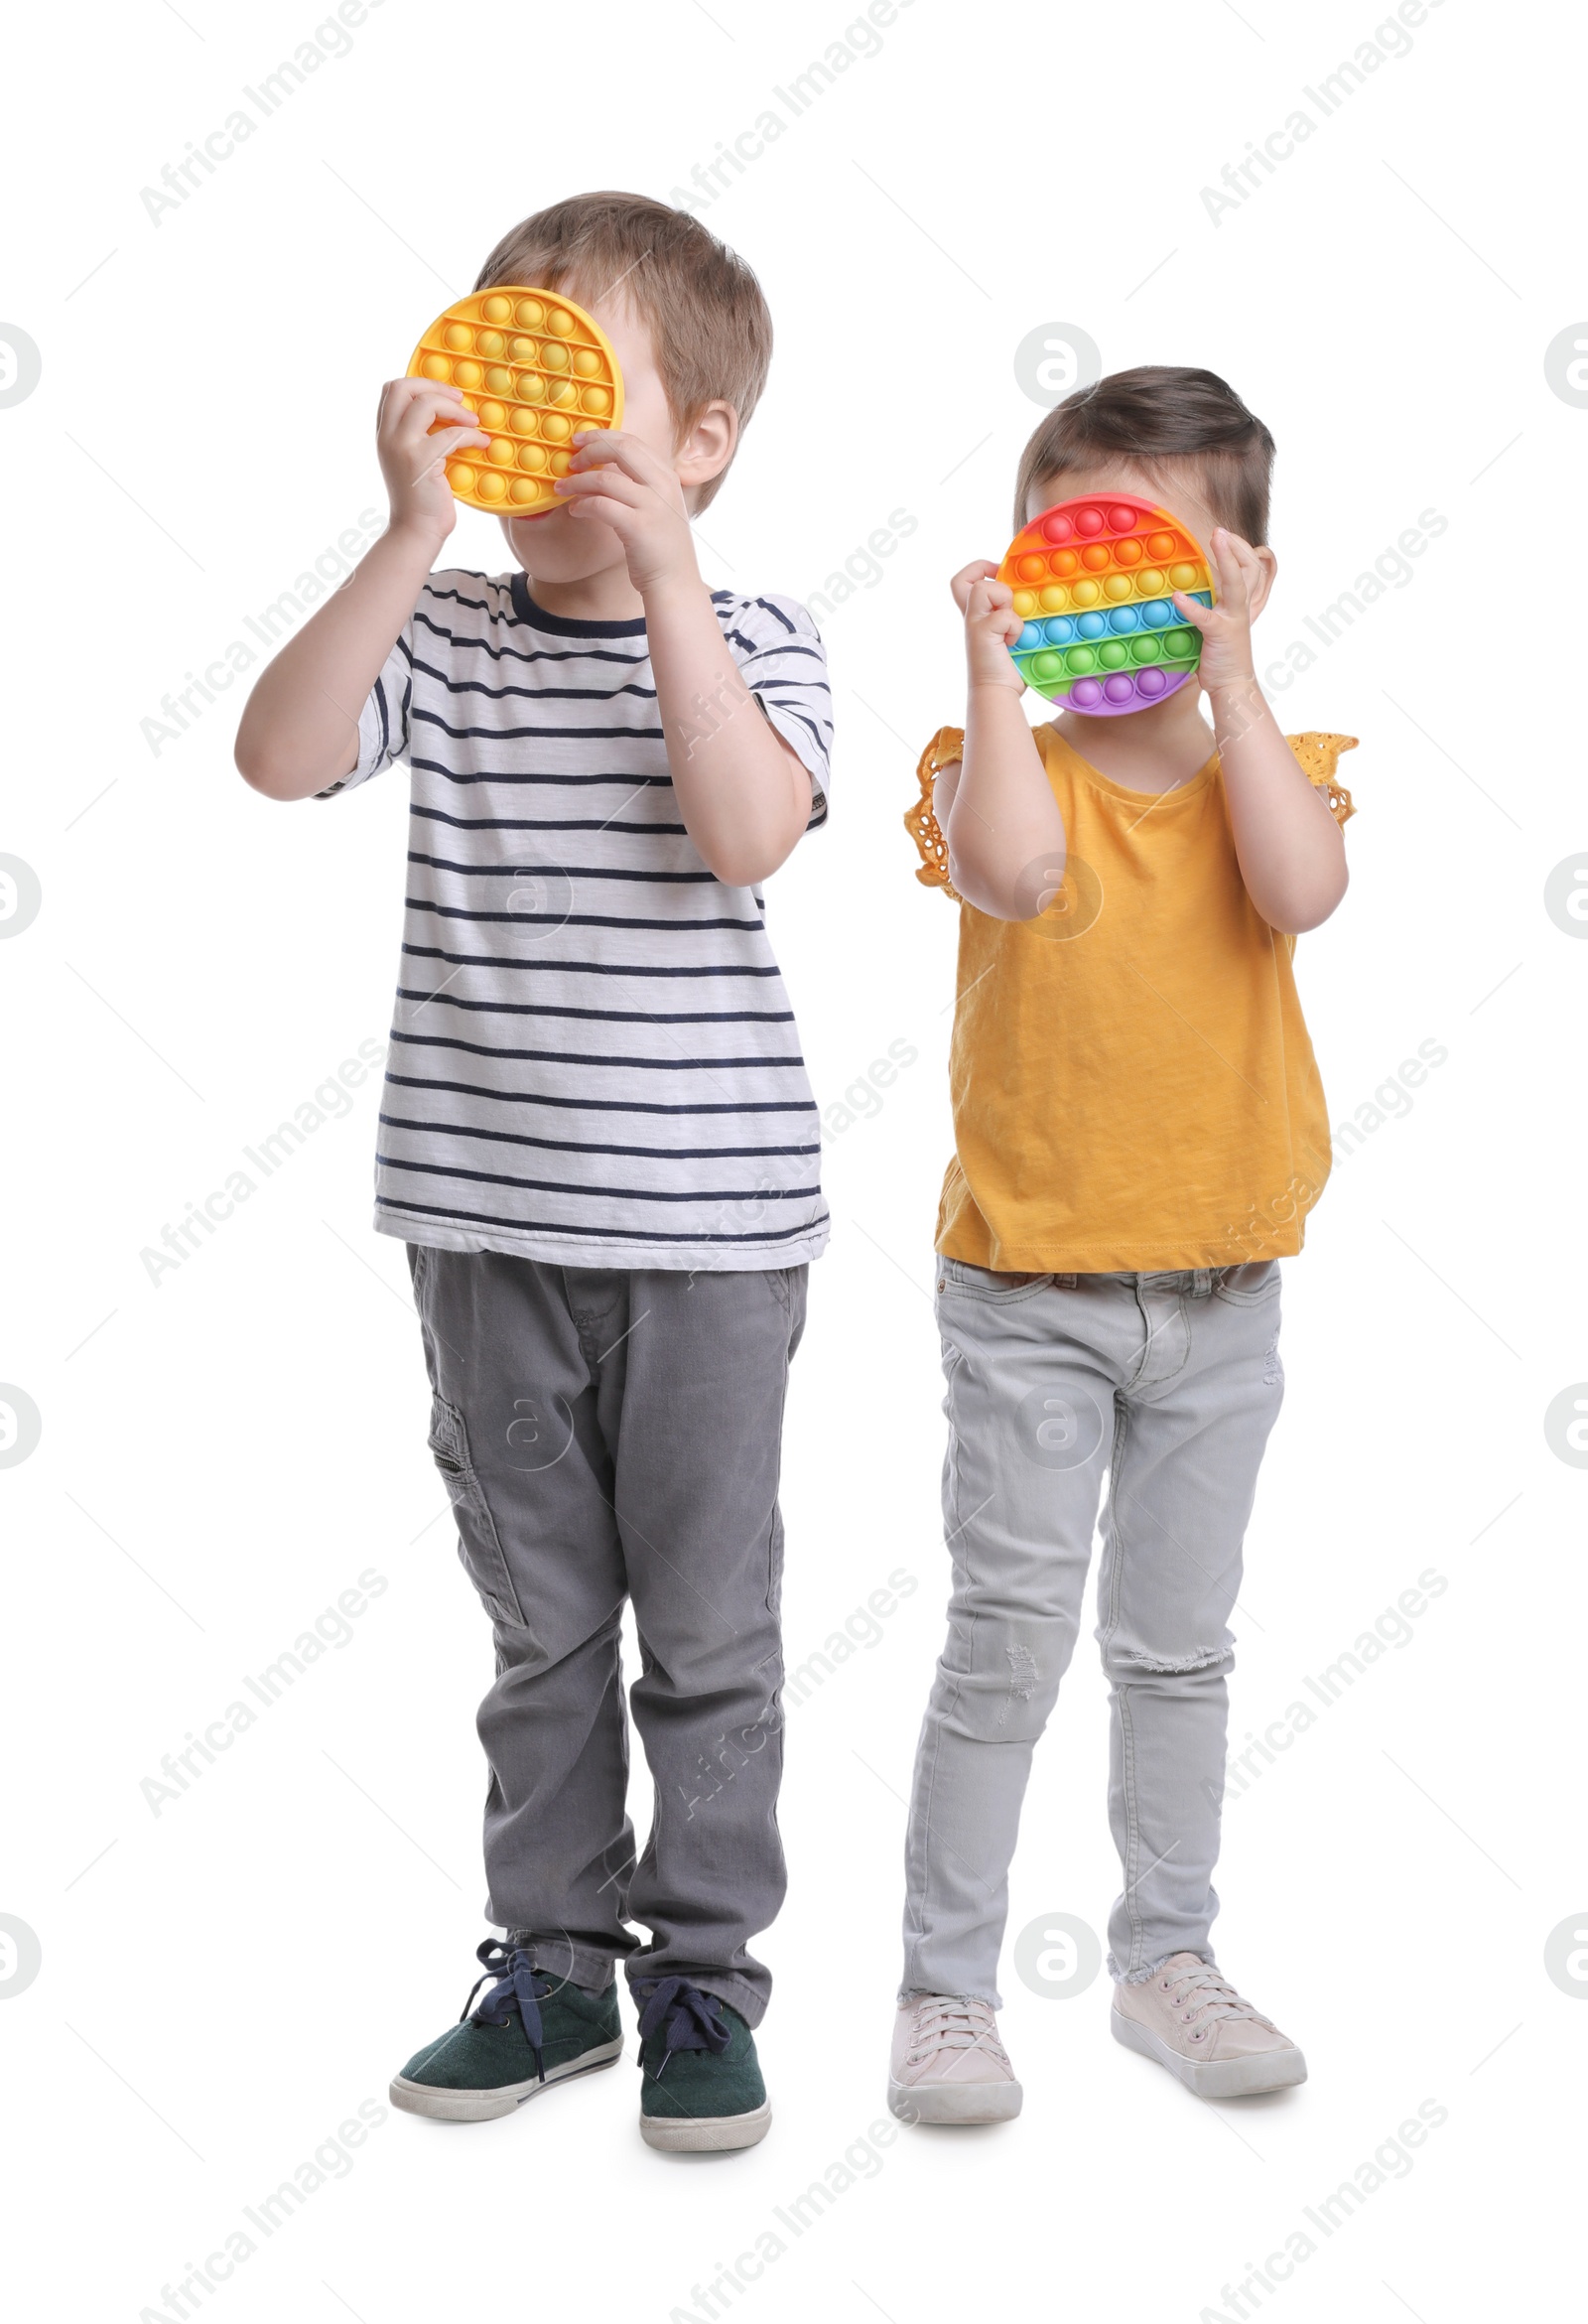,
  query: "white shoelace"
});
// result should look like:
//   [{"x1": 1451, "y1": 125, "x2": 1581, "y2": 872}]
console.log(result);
[
  {"x1": 1157, "y1": 1959, "x2": 1274, "y2": 2032},
  {"x1": 906, "y1": 1995, "x2": 1009, "y2": 2067}
]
